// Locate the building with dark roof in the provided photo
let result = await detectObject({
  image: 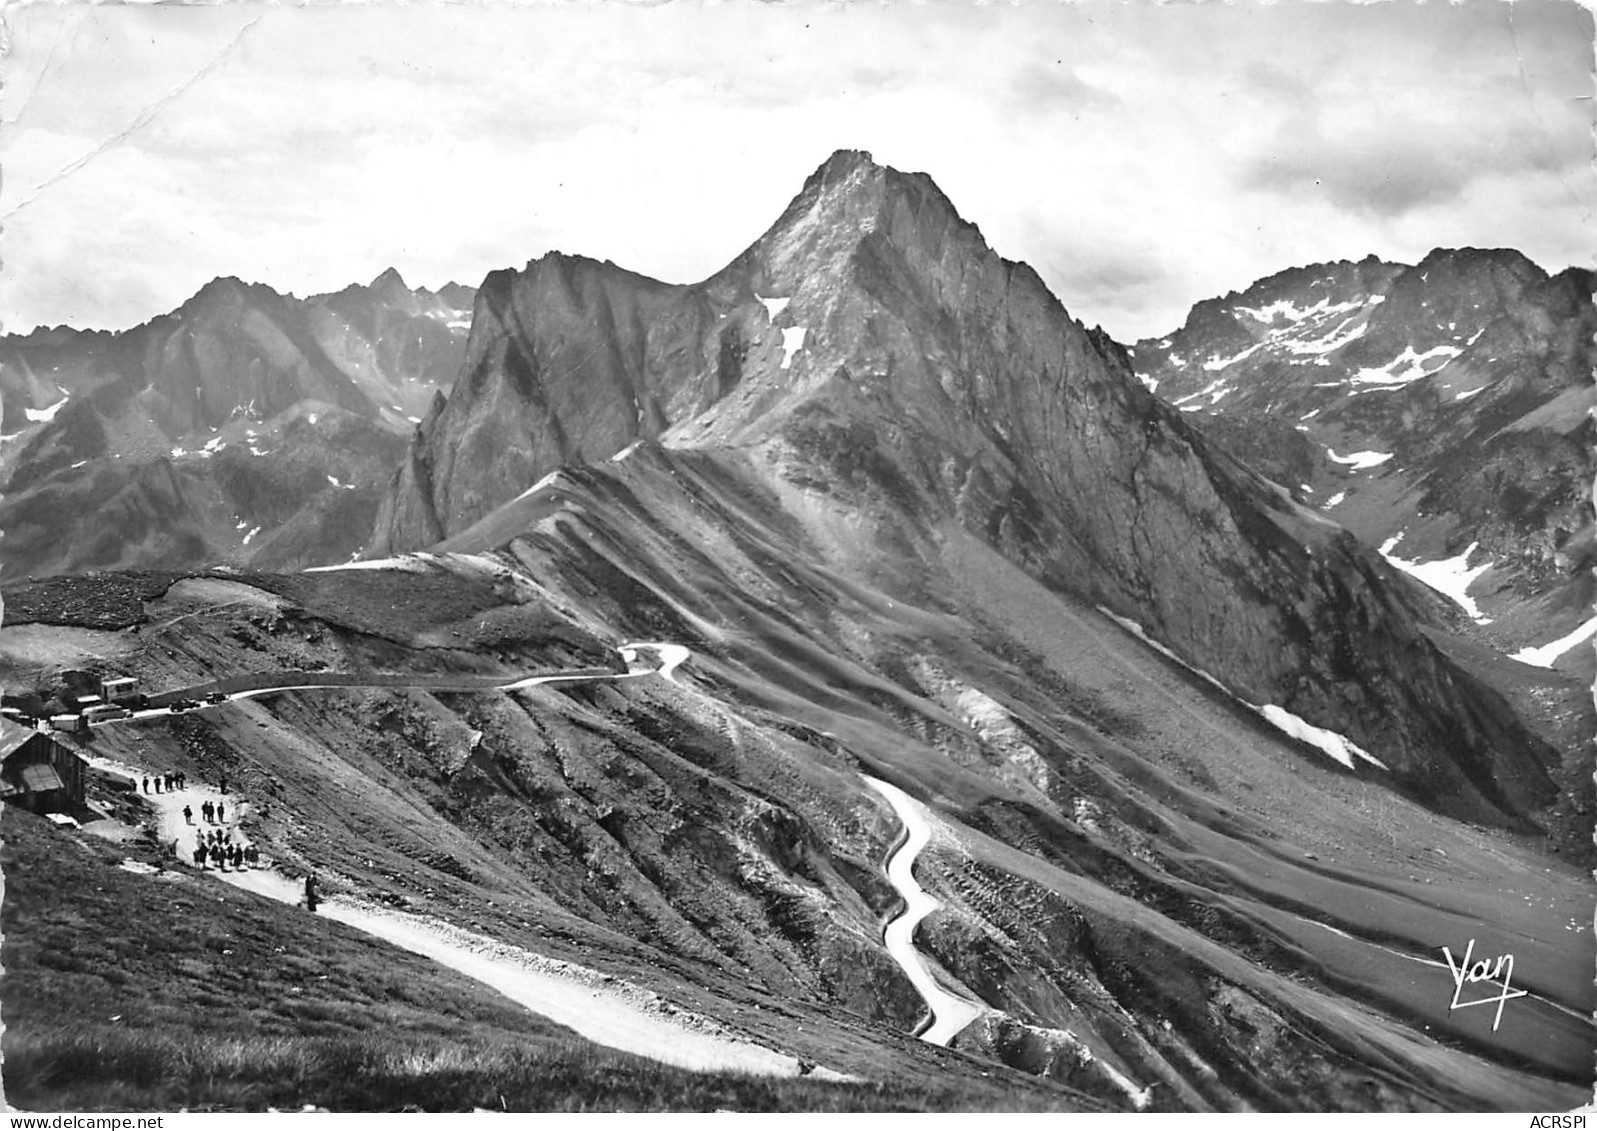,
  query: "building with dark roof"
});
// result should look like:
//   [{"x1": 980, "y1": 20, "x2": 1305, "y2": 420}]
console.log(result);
[{"x1": 0, "y1": 721, "x2": 86, "y2": 814}]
